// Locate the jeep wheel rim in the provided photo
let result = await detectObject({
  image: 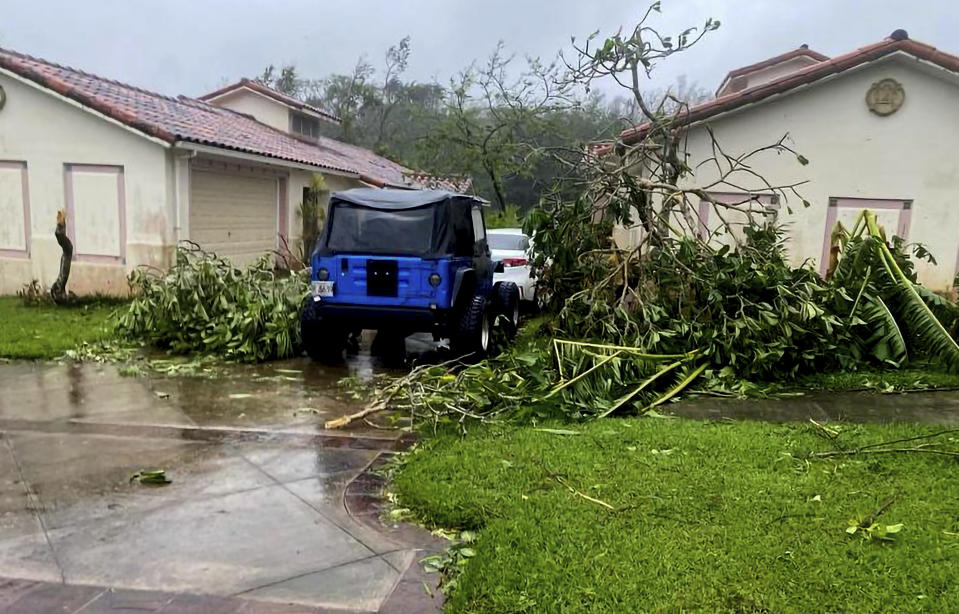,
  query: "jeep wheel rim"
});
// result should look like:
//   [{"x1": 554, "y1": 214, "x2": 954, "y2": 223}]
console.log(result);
[{"x1": 511, "y1": 300, "x2": 520, "y2": 325}]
